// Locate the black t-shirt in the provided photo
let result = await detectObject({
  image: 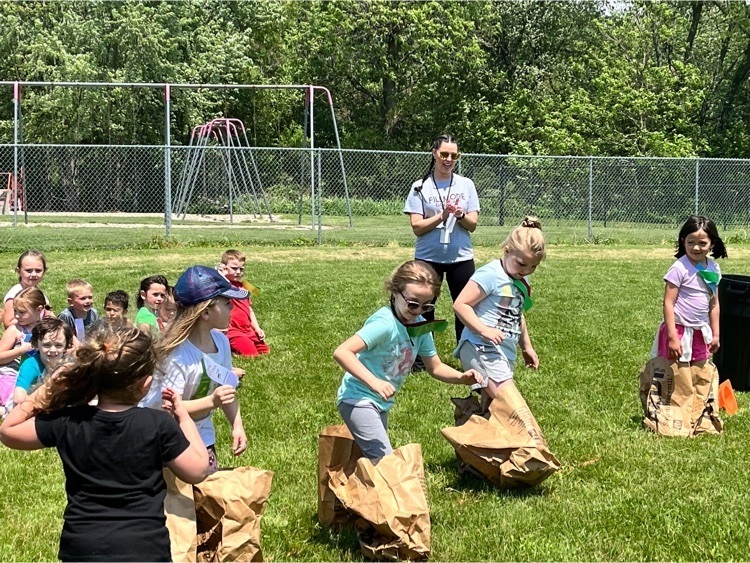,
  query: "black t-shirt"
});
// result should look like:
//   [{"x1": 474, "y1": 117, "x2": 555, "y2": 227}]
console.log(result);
[{"x1": 36, "y1": 405, "x2": 190, "y2": 562}]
